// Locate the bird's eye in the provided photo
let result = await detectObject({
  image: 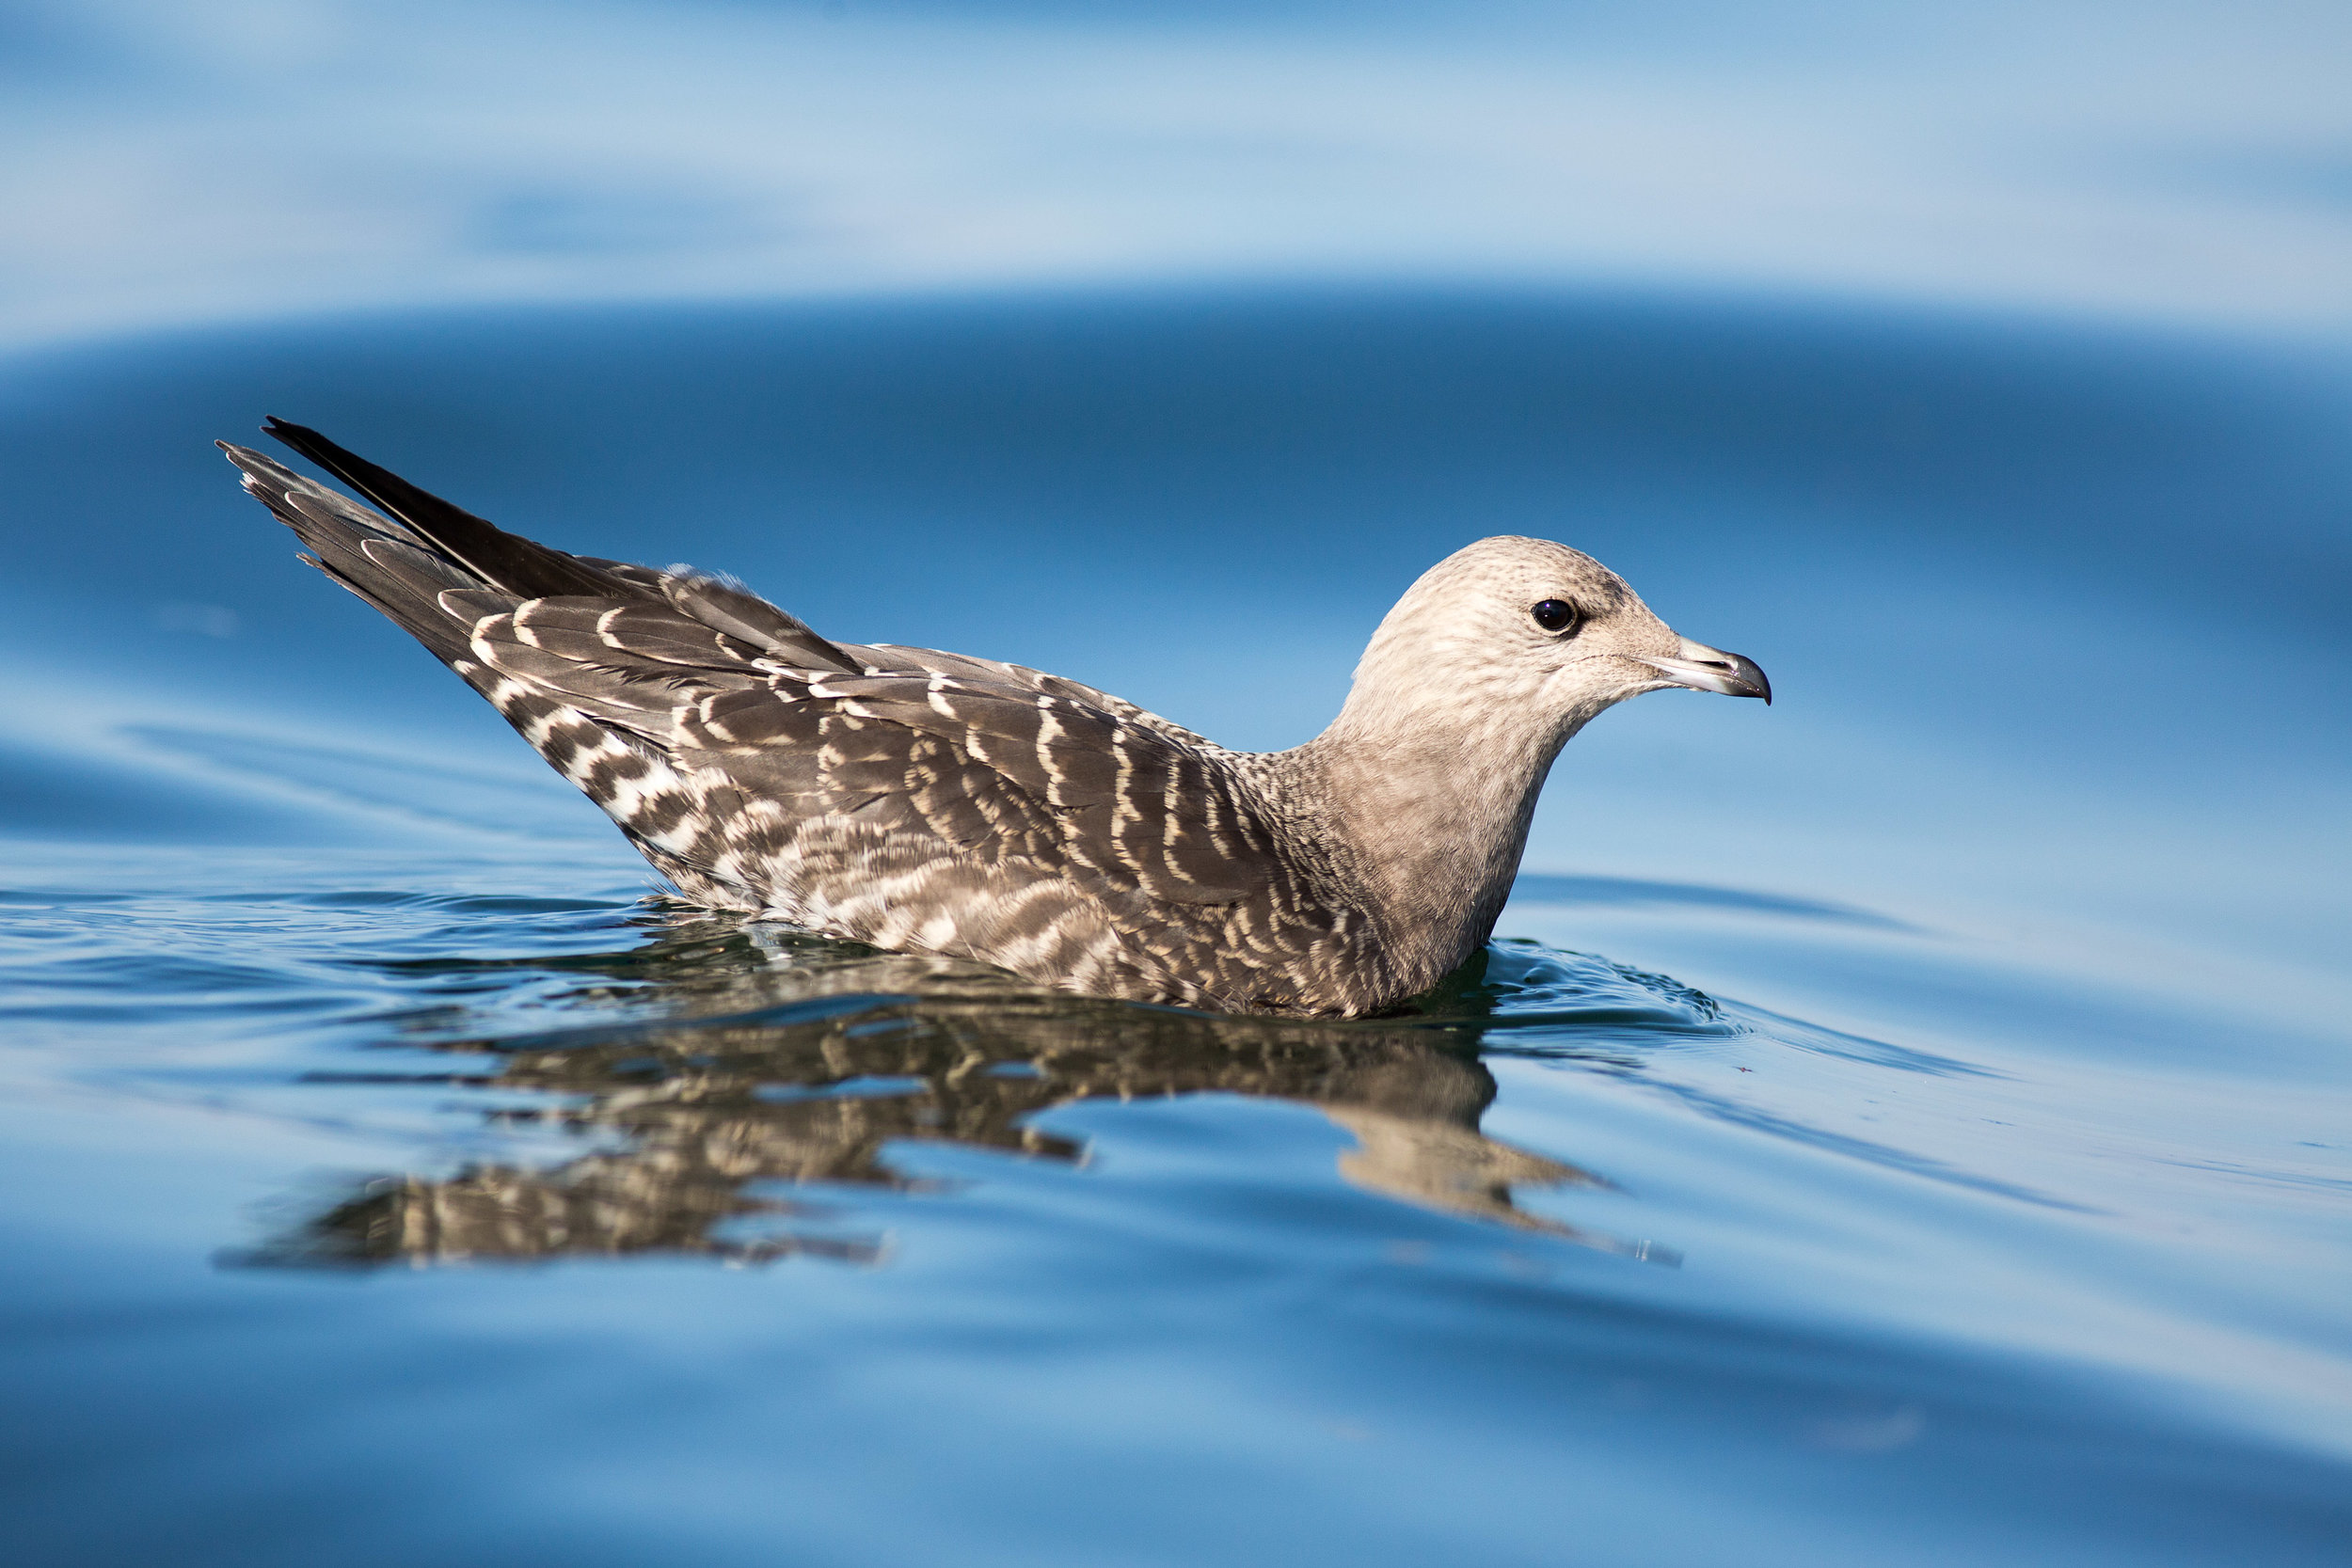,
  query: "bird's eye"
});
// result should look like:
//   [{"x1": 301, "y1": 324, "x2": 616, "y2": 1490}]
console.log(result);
[{"x1": 1530, "y1": 599, "x2": 1579, "y2": 634}]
